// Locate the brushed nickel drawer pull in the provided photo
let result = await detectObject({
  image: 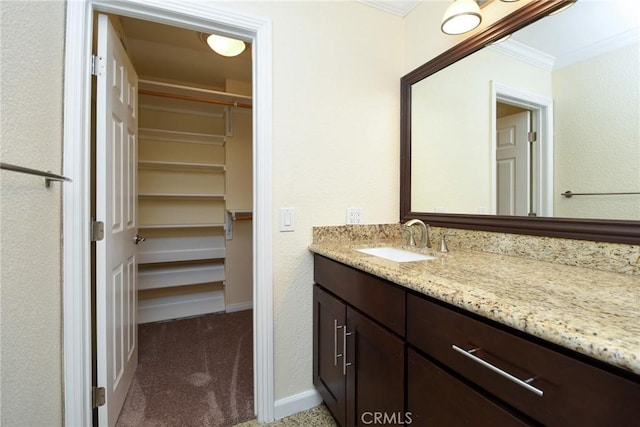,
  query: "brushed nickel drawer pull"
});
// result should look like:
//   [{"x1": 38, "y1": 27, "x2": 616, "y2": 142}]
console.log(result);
[
  {"x1": 343, "y1": 328, "x2": 353, "y2": 376},
  {"x1": 452, "y1": 345, "x2": 544, "y2": 397}
]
